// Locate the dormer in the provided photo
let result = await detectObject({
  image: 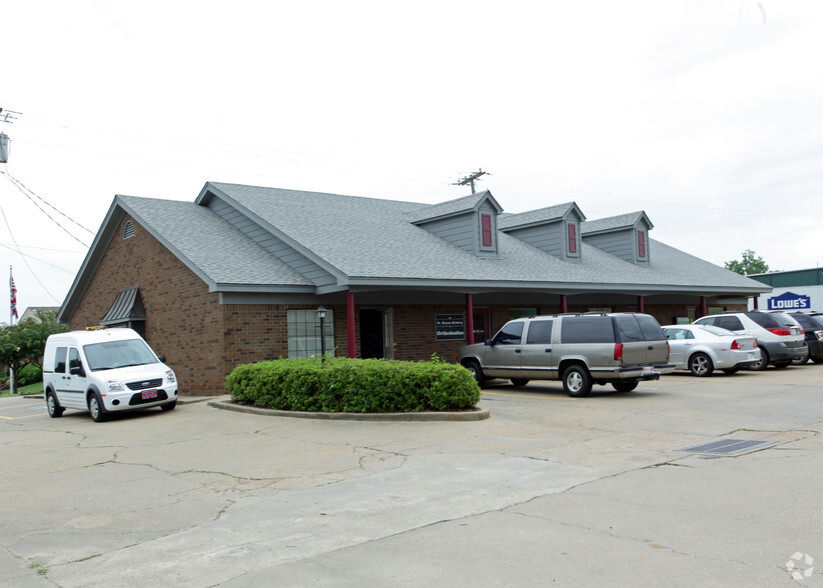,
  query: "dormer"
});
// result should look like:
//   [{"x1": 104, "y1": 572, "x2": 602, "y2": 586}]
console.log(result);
[
  {"x1": 498, "y1": 202, "x2": 586, "y2": 261},
  {"x1": 581, "y1": 211, "x2": 653, "y2": 265},
  {"x1": 409, "y1": 190, "x2": 504, "y2": 257}
]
